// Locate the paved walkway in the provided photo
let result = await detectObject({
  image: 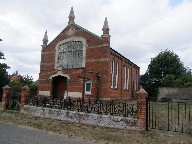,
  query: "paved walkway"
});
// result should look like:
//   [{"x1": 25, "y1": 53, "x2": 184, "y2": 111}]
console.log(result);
[{"x1": 0, "y1": 122, "x2": 91, "y2": 144}]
